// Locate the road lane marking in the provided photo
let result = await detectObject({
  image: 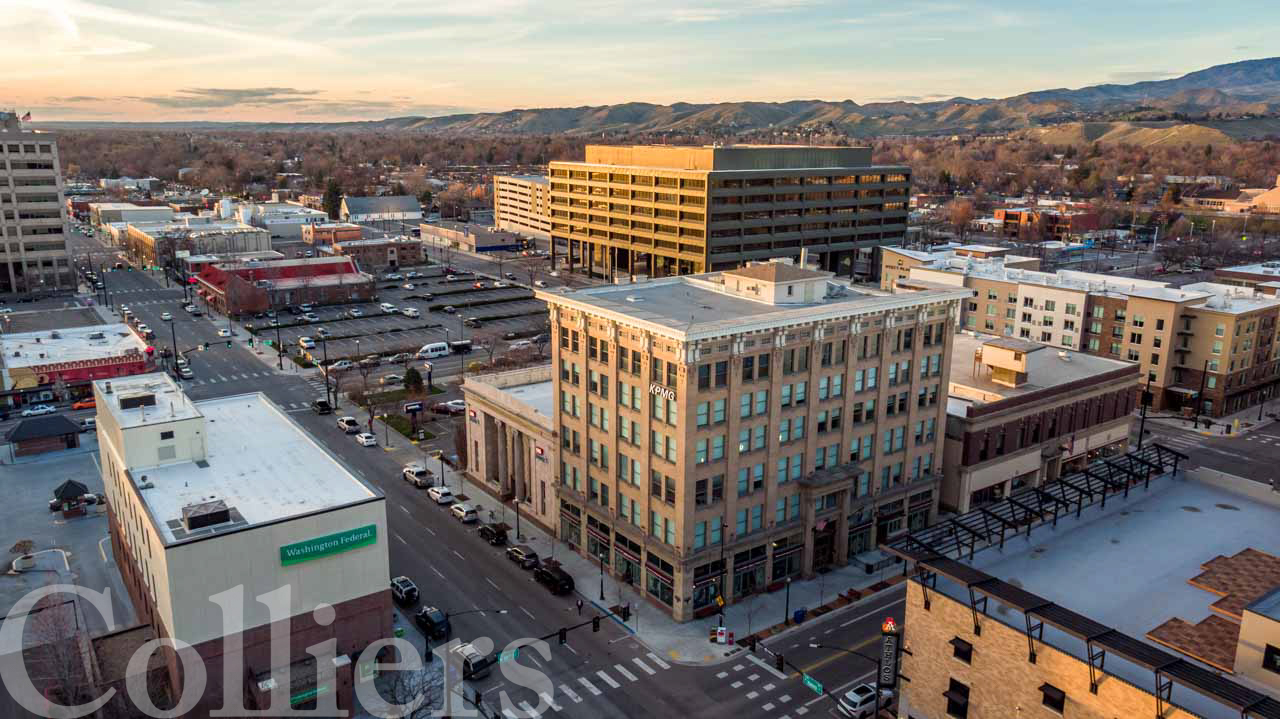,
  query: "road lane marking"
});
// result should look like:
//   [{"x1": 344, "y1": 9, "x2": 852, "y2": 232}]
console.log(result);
[
  {"x1": 576, "y1": 677, "x2": 601, "y2": 696},
  {"x1": 747, "y1": 674, "x2": 760, "y2": 682},
  {"x1": 747, "y1": 654, "x2": 788, "y2": 680},
  {"x1": 399, "y1": 506, "x2": 410, "y2": 514},
  {"x1": 539, "y1": 692, "x2": 561, "y2": 711},
  {"x1": 486, "y1": 578, "x2": 501, "y2": 590},
  {"x1": 453, "y1": 550, "x2": 465, "y2": 560},
  {"x1": 746, "y1": 691, "x2": 759, "y2": 700},
  {"x1": 806, "y1": 671, "x2": 874, "y2": 707},
  {"x1": 566, "y1": 644, "x2": 579, "y2": 655},
  {"x1": 632, "y1": 657, "x2": 656, "y2": 675},
  {"x1": 596, "y1": 670, "x2": 620, "y2": 689},
  {"x1": 730, "y1": 681, "x2": 743, "y2": 689},
  {"x1": 645, "y1": 652, "x2": 670, "y2": 669},
  {"x1": 613, "y1": 664, "x2": 637, "y2": 682},
  {"x1": 432, "y1": 567, "x2": 446, "y2": 579},
  {"x1": 425, "y1": 526, "x2": 436, "y2": 536},
  {"x1": 716, "y1": 671, "x2": 728, "y2": 679},
  {"x1": 558, "y1": 685, "x2": 582, "y2": 703},
  {"x1": 518, "y1": 700, "x2": 538, "y2": 718},
  {"x1": 521, "y1": 607, "x2": 535, "y2": 620},
  {"x1": 395, "y1": 533, "x2": 408, "y2": 545}
]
